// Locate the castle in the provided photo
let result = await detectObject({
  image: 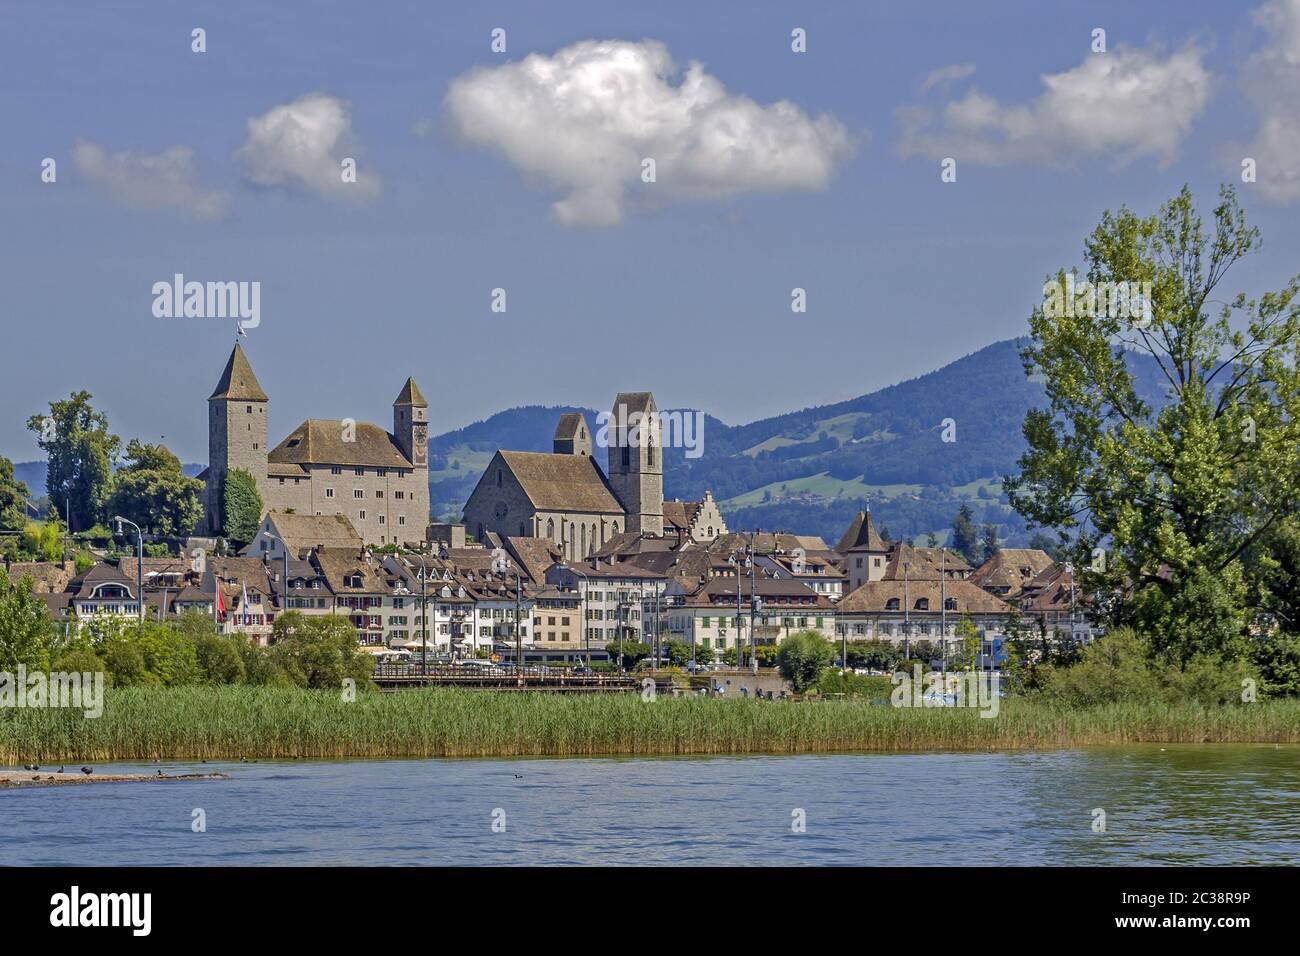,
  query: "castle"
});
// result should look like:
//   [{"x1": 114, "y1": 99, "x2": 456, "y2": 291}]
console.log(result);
[{"x1": 199, "y1": 344, "x2": 430, "y2": 547}]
